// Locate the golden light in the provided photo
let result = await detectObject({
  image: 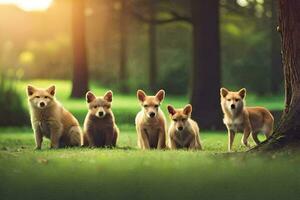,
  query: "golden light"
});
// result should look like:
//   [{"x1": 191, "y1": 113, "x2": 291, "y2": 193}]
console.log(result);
[{"x1": 0, "y1": 0, "x2": 53, "y2": 12}]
